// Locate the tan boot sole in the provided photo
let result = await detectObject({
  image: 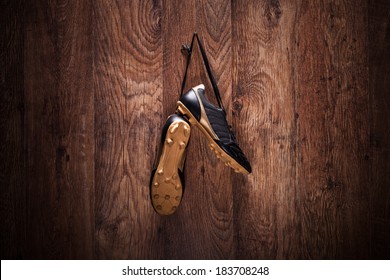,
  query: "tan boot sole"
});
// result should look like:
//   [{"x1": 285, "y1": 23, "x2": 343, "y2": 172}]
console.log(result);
[
  {"x1": 151, "y1": 120, "x2": 191, "y2": 215},
  {"x1": 177, "y1": 101, "x2": 249, "y2": 175}
]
